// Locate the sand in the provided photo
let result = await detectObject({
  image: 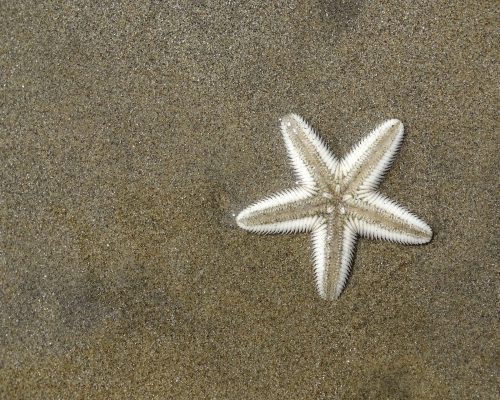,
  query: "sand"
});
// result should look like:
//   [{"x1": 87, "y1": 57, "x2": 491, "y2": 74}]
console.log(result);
[{"x1": 1, "y1": 0, "x2": 498, "y2": 398}]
